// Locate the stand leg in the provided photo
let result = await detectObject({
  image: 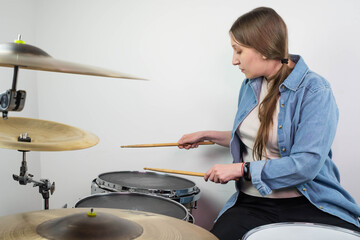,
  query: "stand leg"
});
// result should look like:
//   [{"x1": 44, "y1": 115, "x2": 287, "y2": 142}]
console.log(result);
[{"x1": 44, "y1": 199, "x2": 49, "y2": 210}]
